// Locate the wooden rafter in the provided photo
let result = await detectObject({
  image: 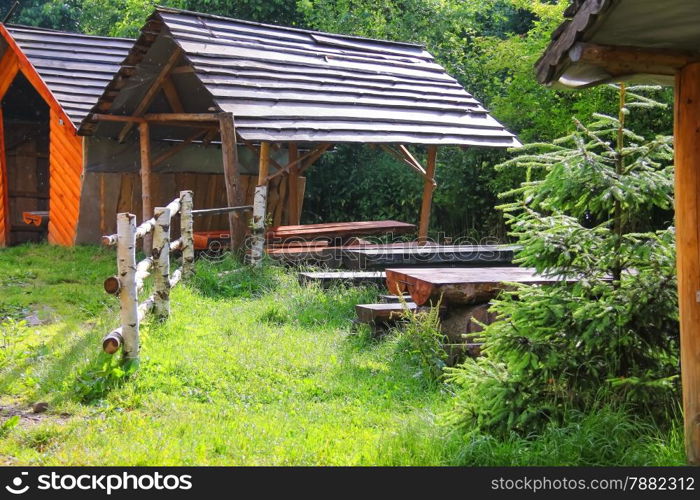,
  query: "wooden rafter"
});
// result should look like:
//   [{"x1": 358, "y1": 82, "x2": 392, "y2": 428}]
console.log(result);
[
  {"x1": 202, "y1": 128, "x2": 218, "y2": 147},
  {"x1": 161, "y1": 77, "x2": 184, "y2": 113},
  {"x1": 265, "y1": 143, "x2": 332, "y2": 183},
  {"x1": 152, "y1": 128, "x2": 212, "y2": 168},
  {"x1": 117, "y1": 48, "x2": 183, "y2": 143},
  {"x1": 569, "y1": 42, "x2": 700, "y2": 77},
  {"x1": 380, "y1": 144, "x2": 435, "y2": 186},
  {"x1": 298, "y1": 144, "x2": 332, "y2": 175}
]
